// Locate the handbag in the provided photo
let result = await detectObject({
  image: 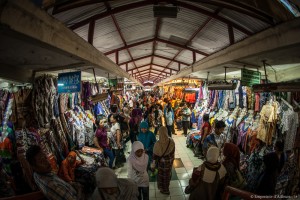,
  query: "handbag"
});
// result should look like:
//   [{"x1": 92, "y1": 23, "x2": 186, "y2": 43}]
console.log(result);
[
  {"x1": 158, "y1": 139, "x2": 171, "y2": 163},
  {"x1": 185, "y1": 164, "x2": 205, "y2": 194}
]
